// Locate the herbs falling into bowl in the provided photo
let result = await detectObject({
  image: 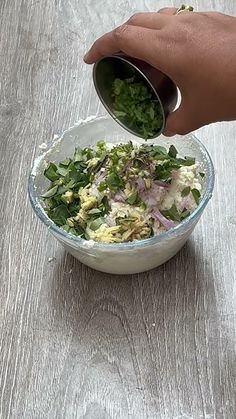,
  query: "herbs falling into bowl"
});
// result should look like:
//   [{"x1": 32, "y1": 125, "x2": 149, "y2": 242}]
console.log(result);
[
  {"x1": 112, "y1": 78, "x2": 164, "y2": 139},
  {"x1": 42, "y1": 141, "x2": 205, "y2": 243}
]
